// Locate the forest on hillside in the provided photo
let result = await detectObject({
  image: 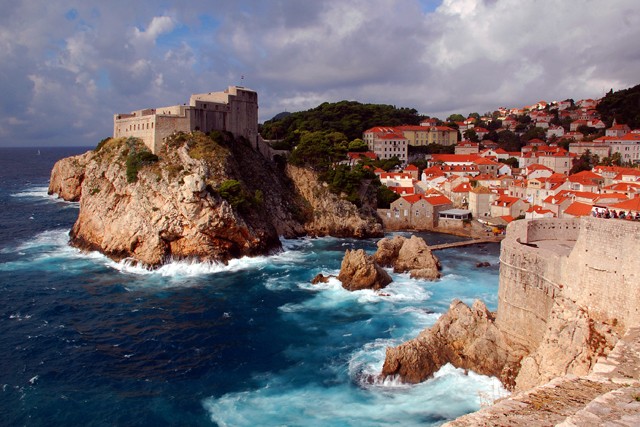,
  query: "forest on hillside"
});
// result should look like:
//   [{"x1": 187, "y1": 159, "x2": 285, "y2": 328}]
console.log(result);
[
  {"x1": 597, "y1": 83, "x2": 640, "y2": 129},
  {"x1": 259, "y1": 100, "x2": 422, "y2": 147}
]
